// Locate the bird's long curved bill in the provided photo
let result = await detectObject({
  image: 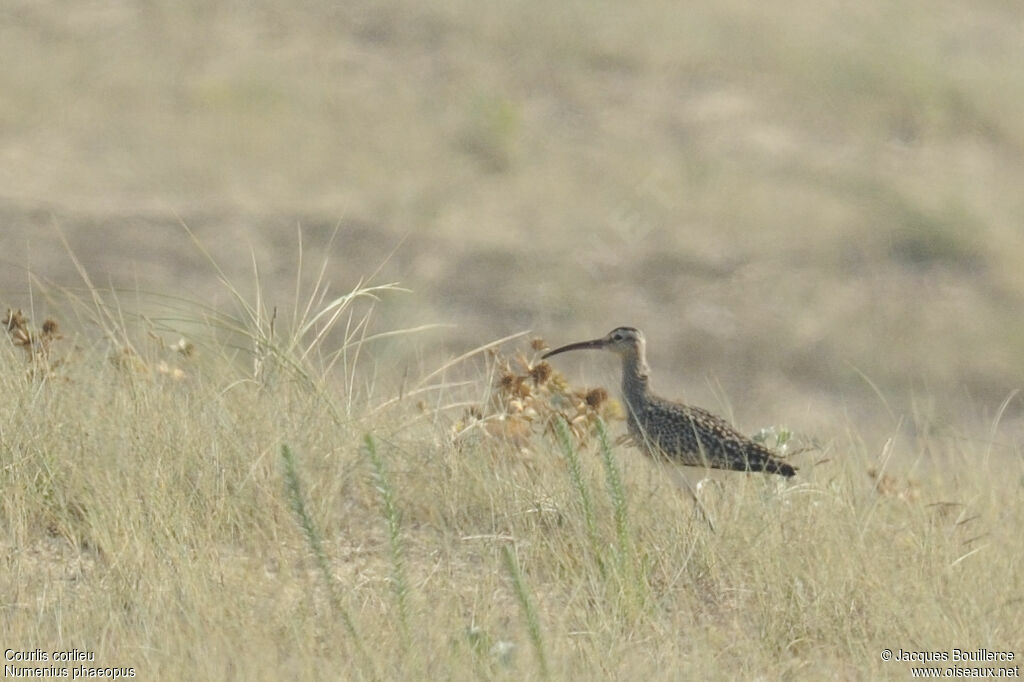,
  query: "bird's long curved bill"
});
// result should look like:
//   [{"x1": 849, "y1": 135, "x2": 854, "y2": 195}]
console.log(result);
[{"x1": 542, "y1": 338, "x2": 607, "y2": 358}]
